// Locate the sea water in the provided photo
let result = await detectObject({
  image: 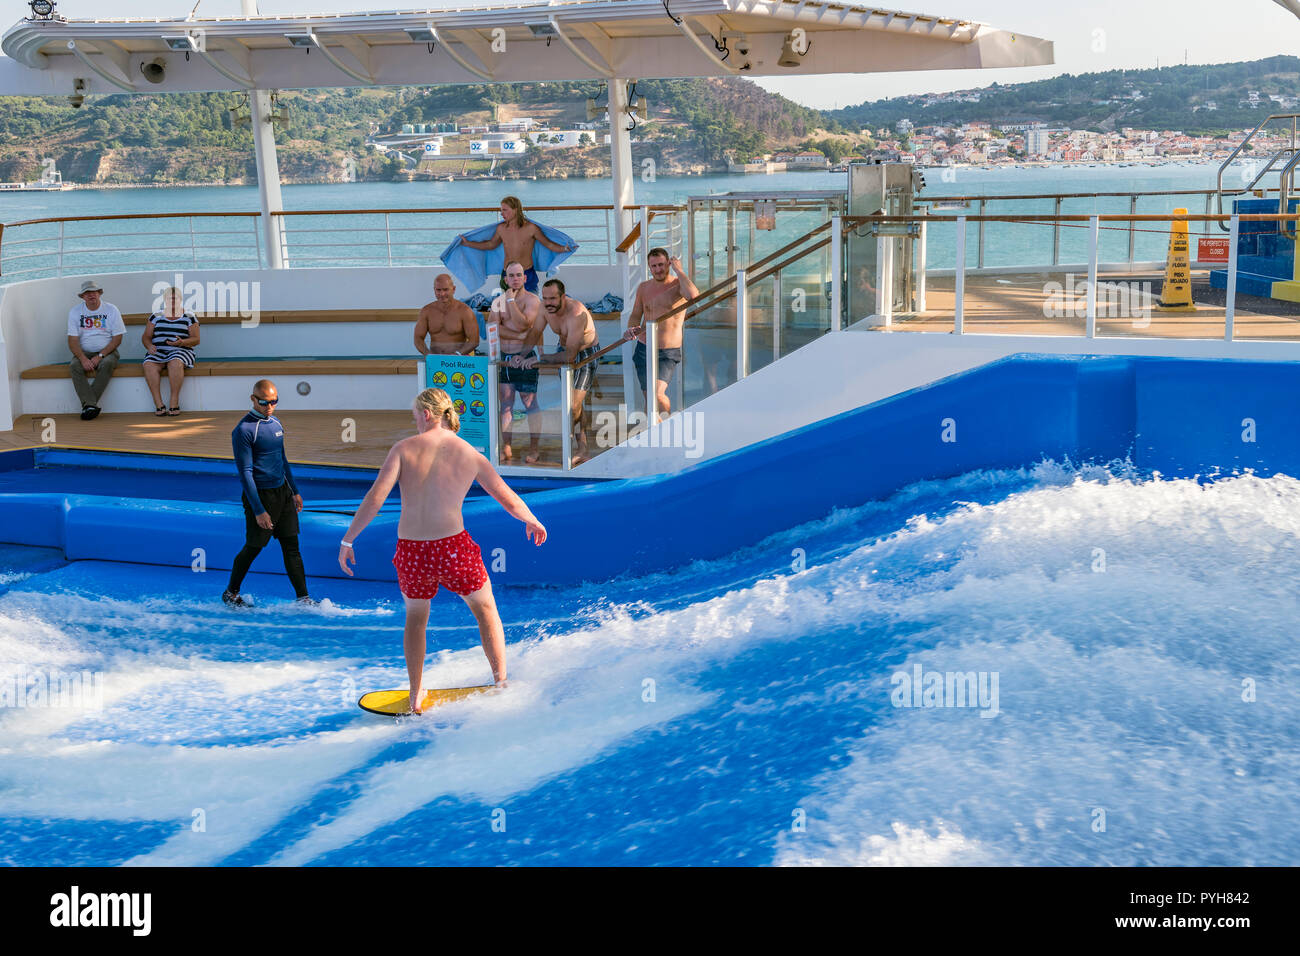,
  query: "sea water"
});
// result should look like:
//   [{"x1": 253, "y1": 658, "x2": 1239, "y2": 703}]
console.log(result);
[
  {"x1": 0, "y1": 461, "x2": 1294, "y2": 866},
  {"x1": 1, "y1": 162, "x2": 1234, "y2": 282}
]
